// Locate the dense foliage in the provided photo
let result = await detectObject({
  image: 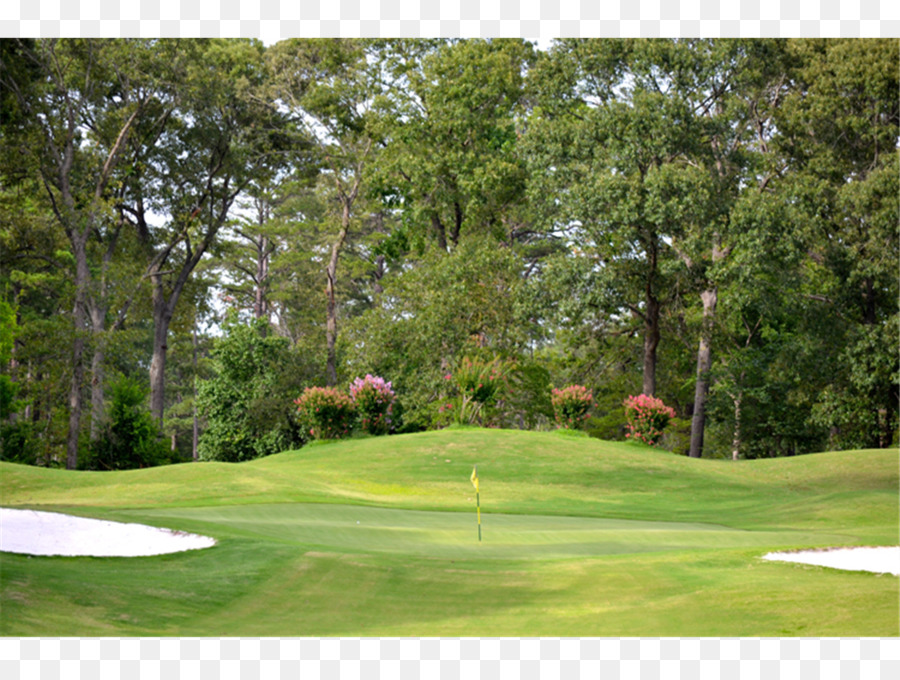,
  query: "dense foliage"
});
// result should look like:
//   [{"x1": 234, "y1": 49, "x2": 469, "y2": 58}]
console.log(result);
[
  {"x1": 82, "y1": 377, "x2": 170, "y2": 470},
  {"x1": 1, "y1": 38, "x2": 896, "y2": 467},
  {"x1": 197, "y1": 317, "x2": 305, "y2": 462},
  {"x1": 443, "y1": 356, "x2": 513, "y2": 426}
]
